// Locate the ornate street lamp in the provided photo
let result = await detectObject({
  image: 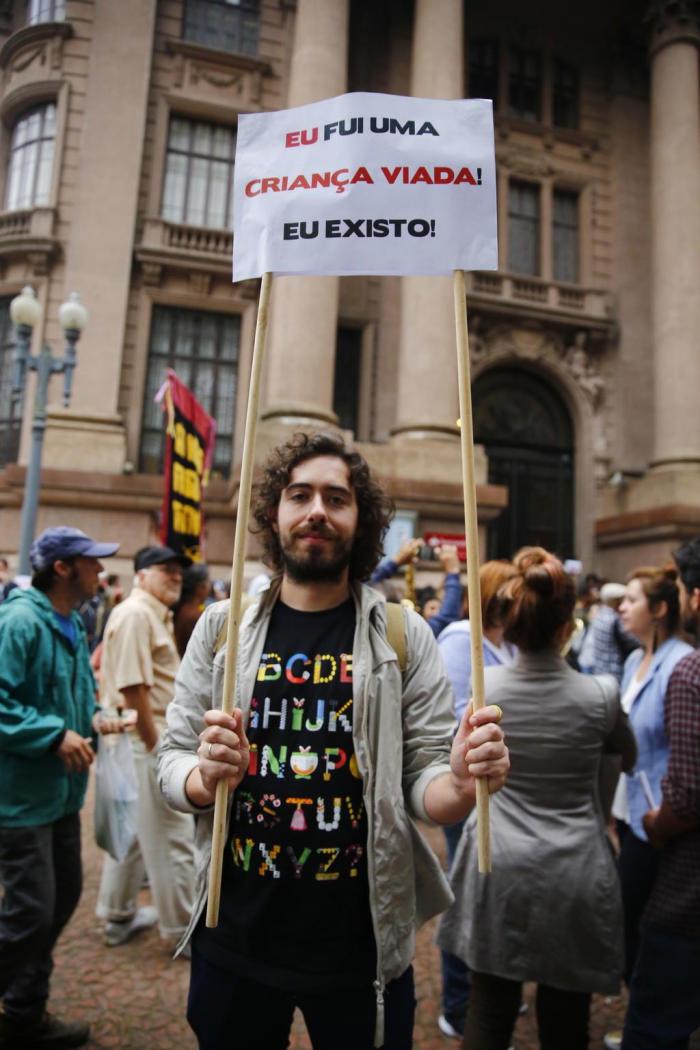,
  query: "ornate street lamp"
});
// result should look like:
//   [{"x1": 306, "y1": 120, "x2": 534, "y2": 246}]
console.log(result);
[{"x1": 10, "y1": 286, "x2": 89, "y2": 575}]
